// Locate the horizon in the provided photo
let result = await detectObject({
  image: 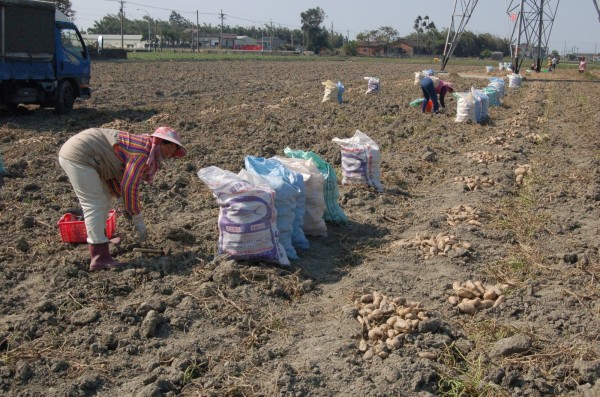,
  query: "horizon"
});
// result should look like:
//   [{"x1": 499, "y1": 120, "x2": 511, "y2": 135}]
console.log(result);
[{"x1": 70, "y1": 0, "x2": 600, "y2": 55}]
